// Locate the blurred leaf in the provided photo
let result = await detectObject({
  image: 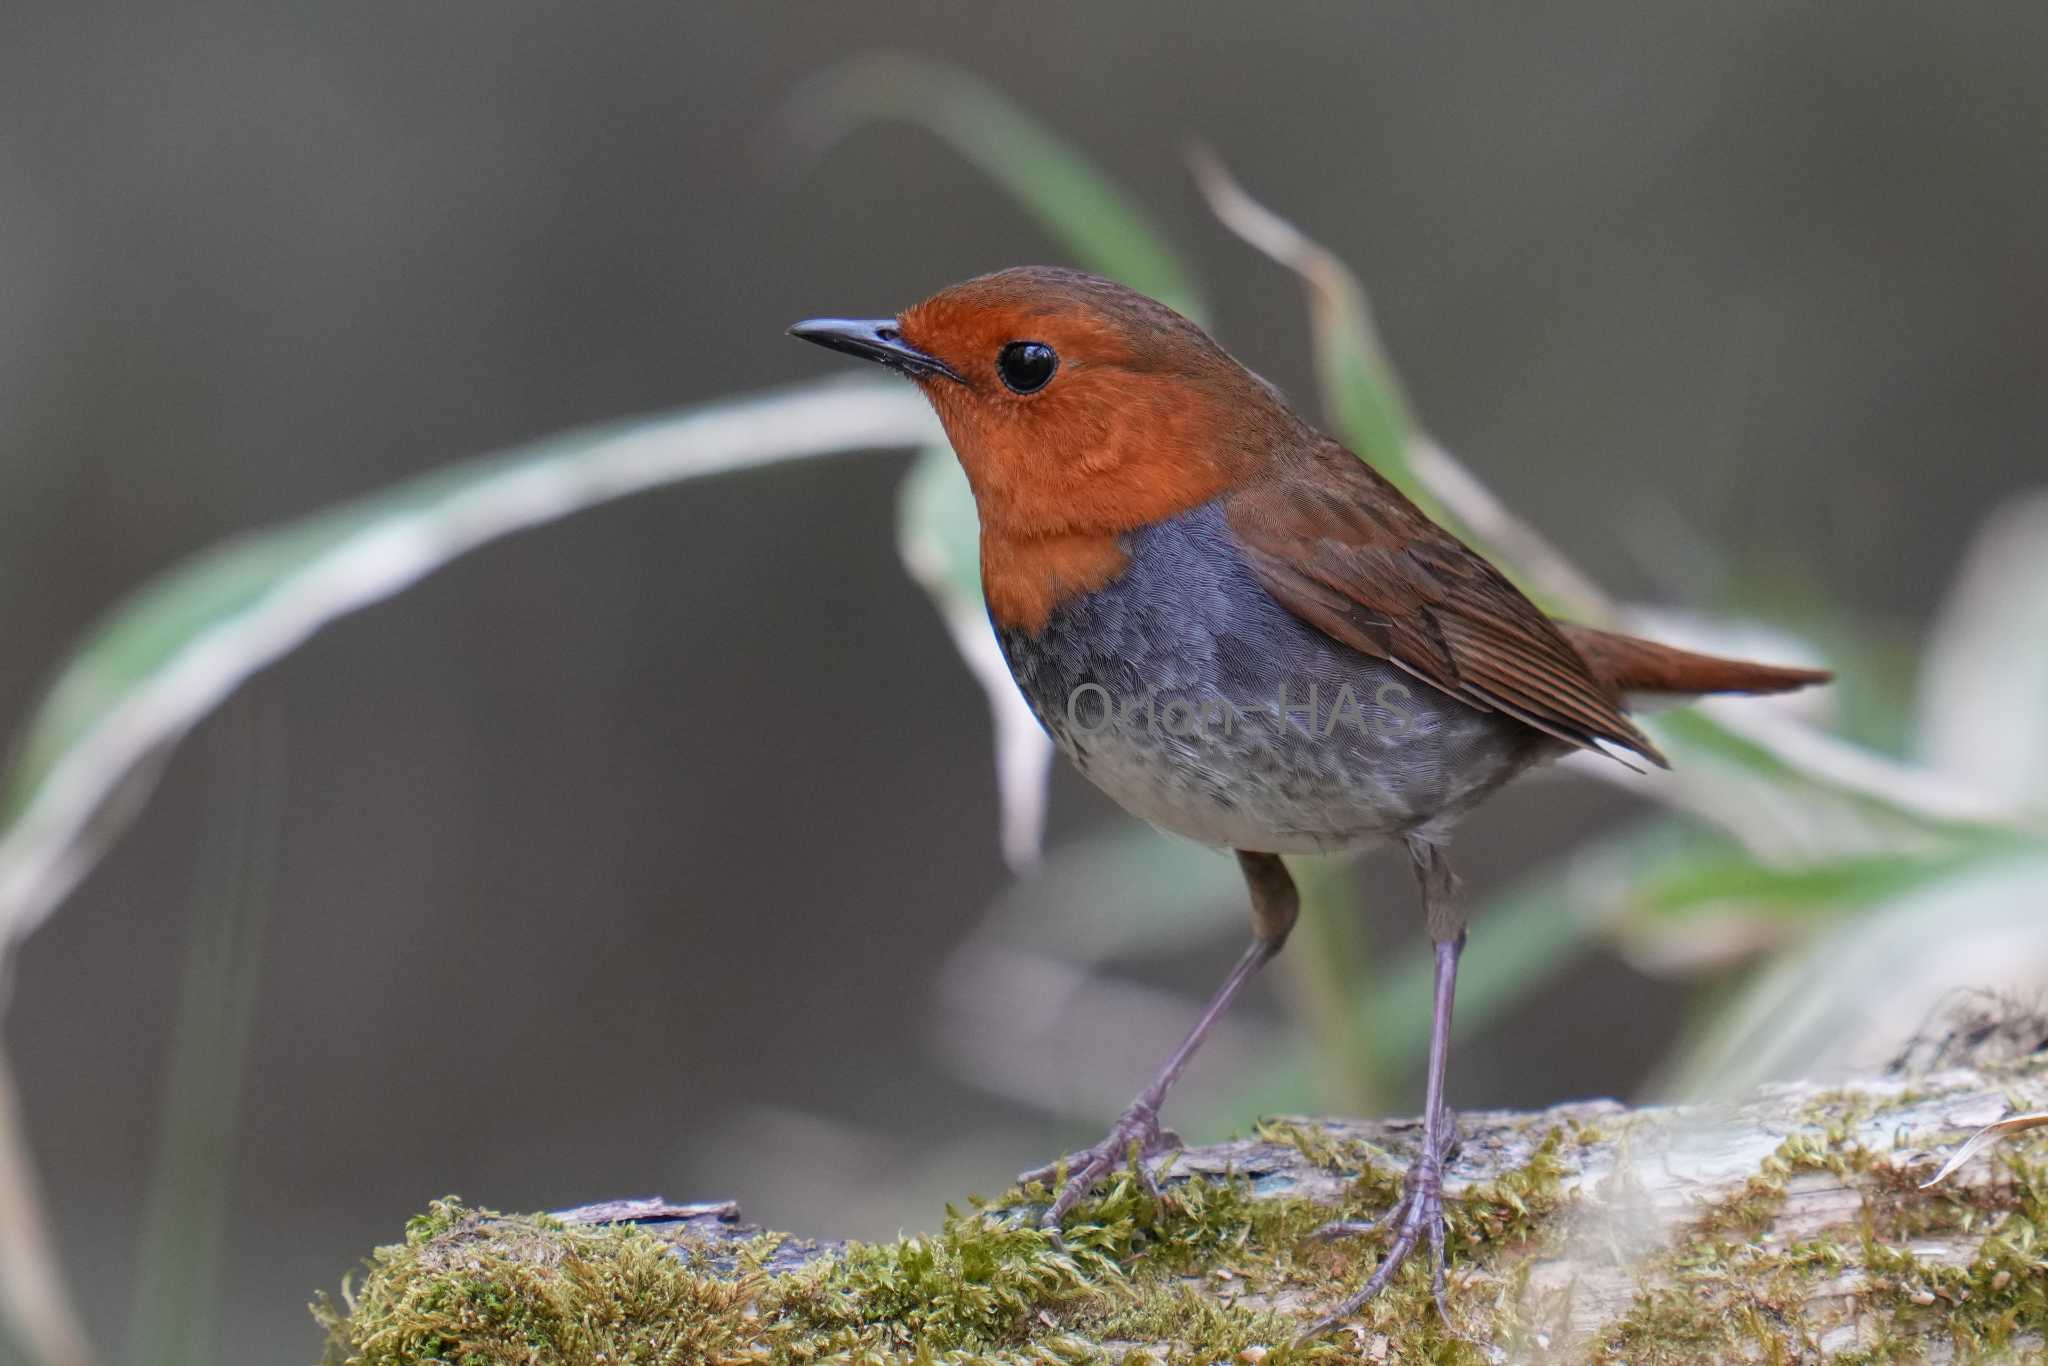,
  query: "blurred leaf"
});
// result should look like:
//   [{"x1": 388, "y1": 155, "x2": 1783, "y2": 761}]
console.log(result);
[
  {"x1": 1654, "y1": 849, "x2": 2048, "y2": 1098},
  {"x1": 1639, "y1": 706, "x2": 2029, "y2": 850},
  {"x1": 898, "y1": 444, "x2": 1052, "y2": 872},
  {"x1": 1631, "y1": 845, "x2": 1961, "y2": 923},
  {"x1": 954, "y1": 824, "x2": 1244, "y2": 963},
  {"x1": 1609, "y1": 836, "x2": 1989, "y2": 976},
  {"x1": 781, "y1": 54, "x2": 1205, "y2": 320},
  {"x1": 1914, "y1": 487, "x2": 2048, "y2": 813},
  {"x1": 1344, "y1": 824, "x2": 2021, "y2": 1094},
  {"x1": 0, "y1": 379, "x2": 935, "y2": 964},
  {"x1": 896, "y1": 444, "x2": 983, "y2": 606}
]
